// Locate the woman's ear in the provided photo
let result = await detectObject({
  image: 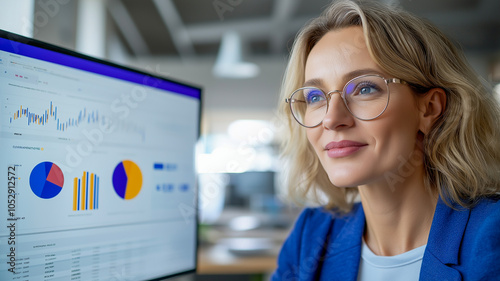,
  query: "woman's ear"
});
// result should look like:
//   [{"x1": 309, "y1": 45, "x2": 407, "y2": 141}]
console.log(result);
[{"x1": 418, "y1": 88, "x2": 447, "y2": 135}]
